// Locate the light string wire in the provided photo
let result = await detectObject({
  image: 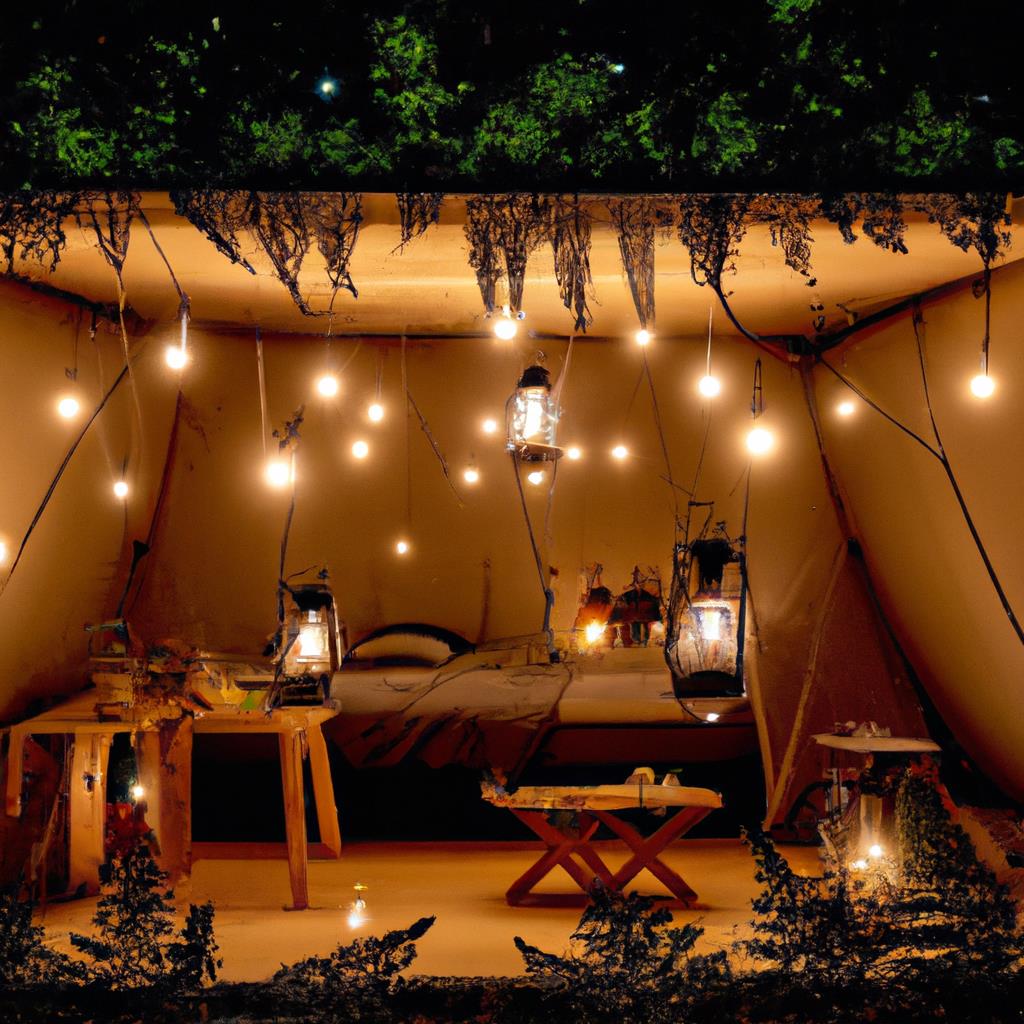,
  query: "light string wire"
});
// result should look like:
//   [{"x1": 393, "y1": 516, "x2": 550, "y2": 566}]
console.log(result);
[{"x1": 256, "y1": 328, "x2": 269, "y2": 462}]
